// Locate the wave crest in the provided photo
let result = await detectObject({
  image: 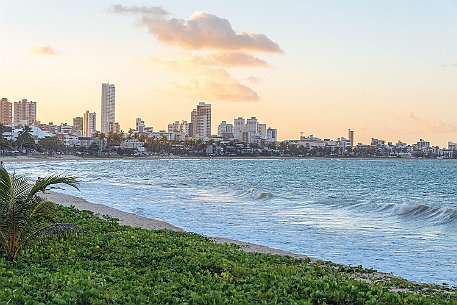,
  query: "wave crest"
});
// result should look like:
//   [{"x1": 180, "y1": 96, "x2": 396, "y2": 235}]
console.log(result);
[
  {"x1": 240, "y1": 188, "x2": 273, "y2": 200},
  {"x1": 392, "y1": 203, "x2": 457, "y2": 225}
]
